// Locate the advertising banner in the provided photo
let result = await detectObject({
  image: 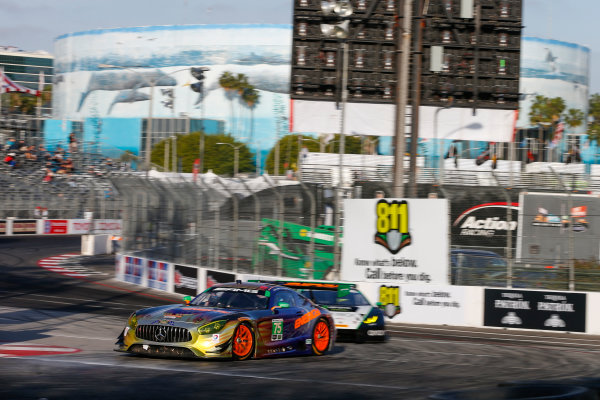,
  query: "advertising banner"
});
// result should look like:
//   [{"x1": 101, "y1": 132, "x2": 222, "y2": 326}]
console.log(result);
[
  {"x1": 341, "y1": 199, "x2": 449, "y2": 284},
  {"x1": 174, "y1": 265, "x2": 199, "y2": 296},
  {"x1": 124, "y1": 256, "x2": 144, "y2": 285},
  {"x1": 147, "y1": 261, "x2": 169, "y2": 291},
  {"x1": 44, "y1": 220, "x2": 68, "y2": 234},
  {"x1": 12, "y1": 220, "x2": 37, "y2": 234},
  {"x1": 0, "y1": 220, "x2": 6, "y2": 234},
  {"x1": 206, "y1": 270, "x2": 236, "y2": 288},
  {"x1": 517, "y1": 193, "x2": 600, "y2": 263},
  {"x1": 449, "y1": 187, "x2": 519, "y2": 249},
  {"x1": 359, "y1": 283, "x2": 467, "y2": 325},
  {"x1": 69, "y1": 219, "x2": 122, "y2": 235},
  {"x1": 484, "y1": 289, "x2": 586, "y2": 332}
]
